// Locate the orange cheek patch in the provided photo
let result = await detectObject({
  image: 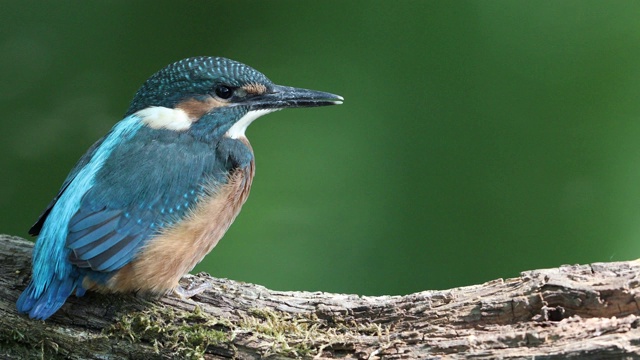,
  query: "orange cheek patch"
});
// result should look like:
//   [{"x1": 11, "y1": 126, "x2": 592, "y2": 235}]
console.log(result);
[{"x1": 177, "y1": 97, "x2": 227, "y2": 120}]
